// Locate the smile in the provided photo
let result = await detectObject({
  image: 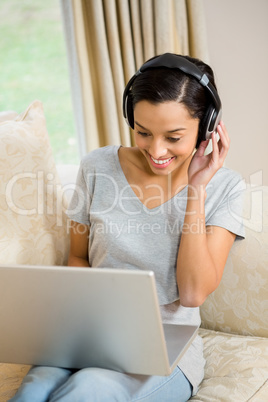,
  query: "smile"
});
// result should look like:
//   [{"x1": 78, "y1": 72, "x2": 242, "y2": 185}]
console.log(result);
[{"x1": 149, "y1": 154, "x2": 175, "y2": 168}]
